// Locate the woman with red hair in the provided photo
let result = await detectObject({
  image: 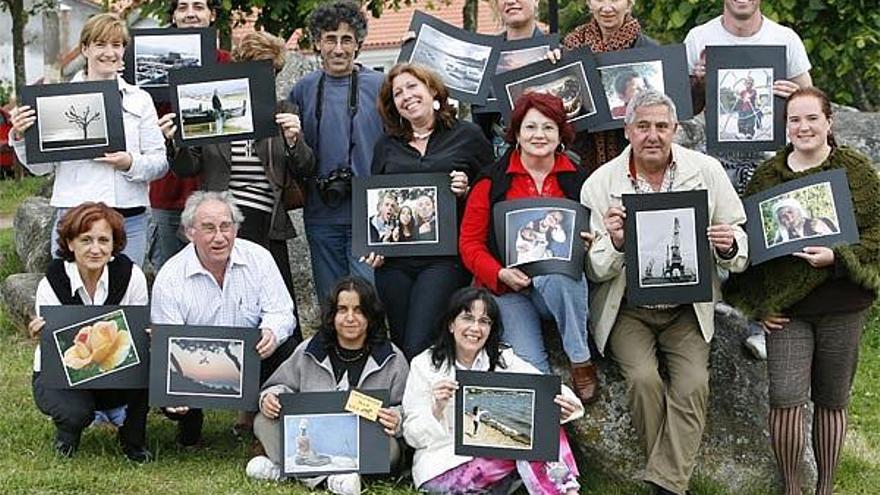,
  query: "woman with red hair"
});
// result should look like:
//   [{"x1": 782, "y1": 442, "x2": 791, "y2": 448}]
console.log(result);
[{"x1": 459, "y1": 92, "x2": 599, "y2": 402}]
